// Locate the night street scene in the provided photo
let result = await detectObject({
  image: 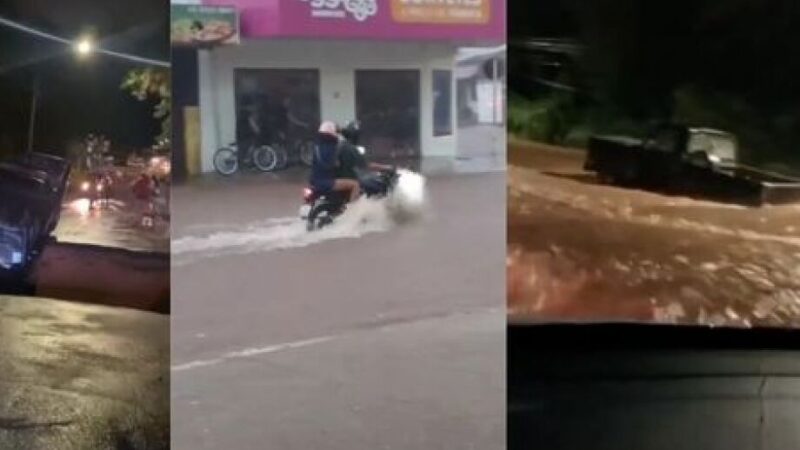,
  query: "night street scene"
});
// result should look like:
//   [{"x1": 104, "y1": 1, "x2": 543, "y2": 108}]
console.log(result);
[
  {"x1": 0, "y1": 1, "x2": 169, "y2": 448},
  {"x1": 170, "y1": 1, "x2": 505, "y2": 449},
  {"x1": 507, "y1": 0, "x2": 800, "y2": 328}
]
